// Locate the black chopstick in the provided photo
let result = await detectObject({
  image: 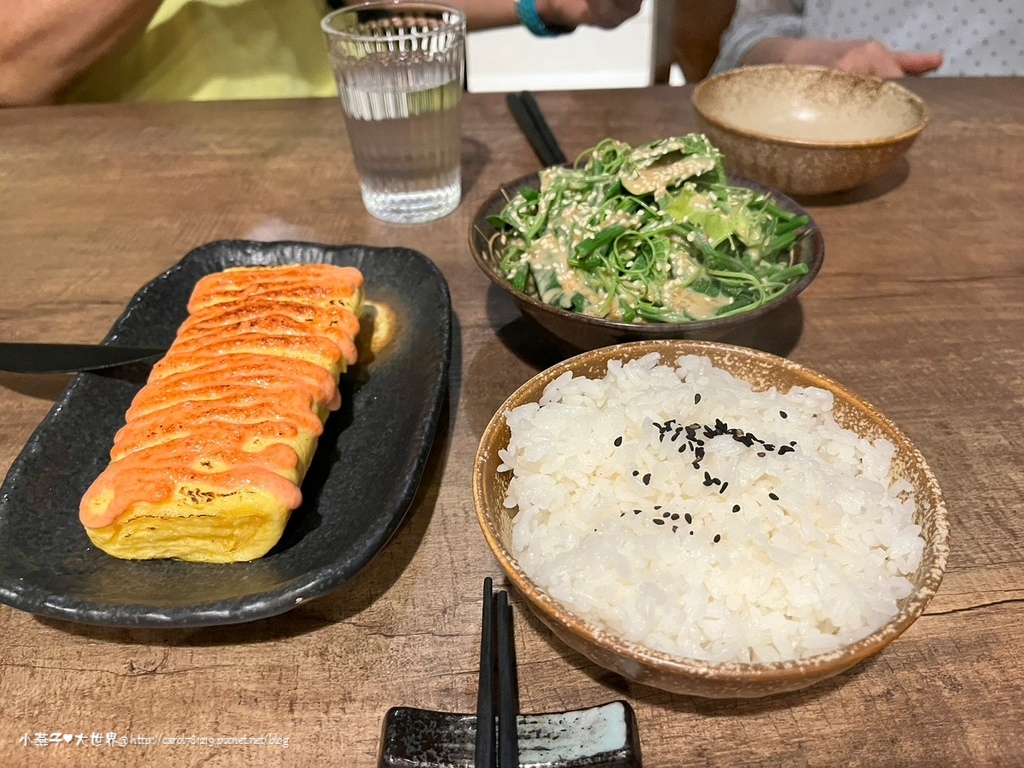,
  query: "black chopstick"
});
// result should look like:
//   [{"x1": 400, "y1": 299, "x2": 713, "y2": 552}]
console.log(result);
[
  {"x1": 496, "y1": 590, "x2": 520, "y2": 768},
  {"x1": 474, "y1": 578, "x2": 497, "y2": 768},
  {"x1": 507, "y1": 91, "x2": 568, "y2": 168},
  {"x1": 474, "y1": 579, "x2": 521, "y2": 768},
  {"x1": 519, "y1": 91, "x2": 568, "y2": 167}
]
